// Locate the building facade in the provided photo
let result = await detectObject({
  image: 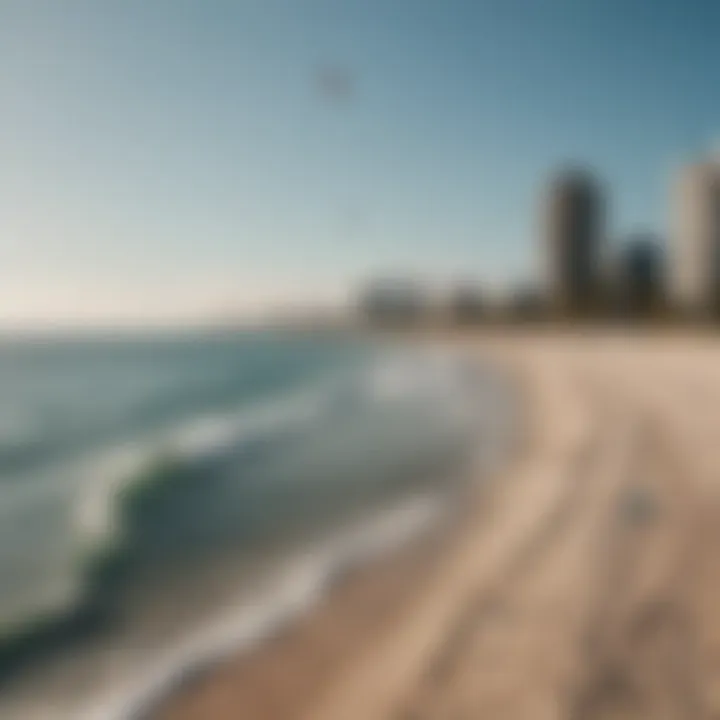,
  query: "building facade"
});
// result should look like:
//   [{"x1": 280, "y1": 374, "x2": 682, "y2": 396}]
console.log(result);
[
  {"x1": 671, "y1": 162, "x2": 720, "y2": 317},
  {"x1": 614, "y1": 234, "x2": 663, "y2": 319},
  {"x1": 543, "y1": 168, "x2": 604, "y2": 316}
]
